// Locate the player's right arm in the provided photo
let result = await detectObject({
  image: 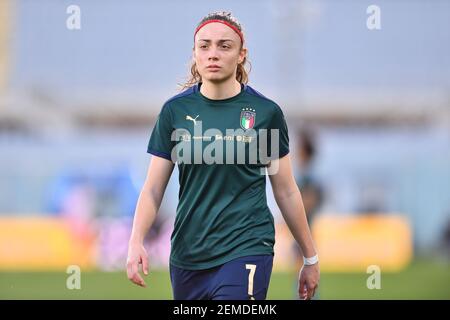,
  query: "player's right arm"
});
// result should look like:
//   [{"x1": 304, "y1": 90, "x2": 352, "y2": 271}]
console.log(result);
[{"x1": 126, "y1": 155, "x2": 174, "y2": 287}]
